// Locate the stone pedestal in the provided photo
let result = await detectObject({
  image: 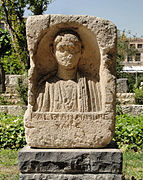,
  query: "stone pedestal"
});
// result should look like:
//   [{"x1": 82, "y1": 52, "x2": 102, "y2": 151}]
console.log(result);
[{"x1": 18, "y1": 146, "x2": 123, "y2": 180}]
